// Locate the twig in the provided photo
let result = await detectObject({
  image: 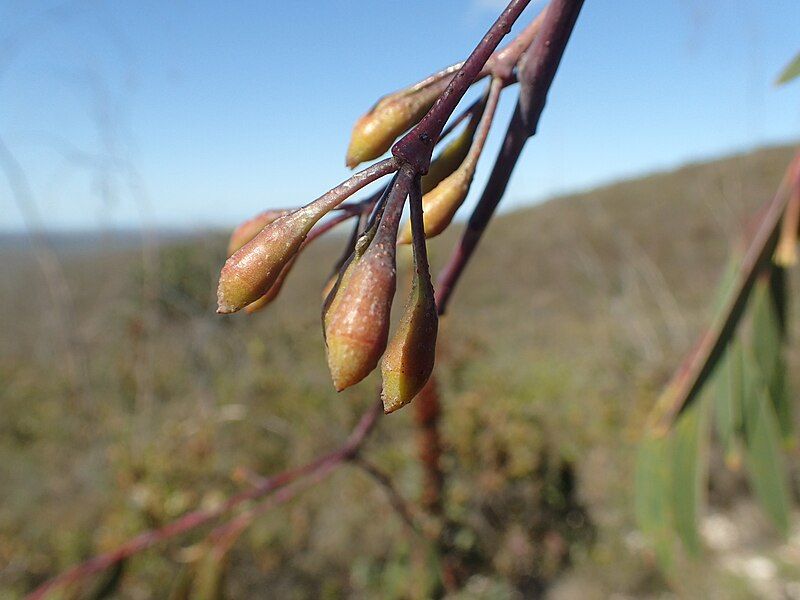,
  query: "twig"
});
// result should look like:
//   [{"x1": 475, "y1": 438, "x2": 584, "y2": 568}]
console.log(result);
[
  {"x1": 436, "y1": 0, "x2": 585, "y2": 313},
  {"x1": 647, "y1": 154, "x2": 800, "y2": 433},
  {"x1": 413, "y1": 376, "x2": 445, "y2": 516},
  {"x1": 27, "y1": 401, "x2": 383, "y2": 600},
  {"x1": 392, "y1": 0, "x2": 534, "y2": 172},
  {"x1": 351, "y1": 457, "x2": 423, "y2": 535},
  {"x1": 27, "y1": 2, "x2": 585, "y2": 596}
]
